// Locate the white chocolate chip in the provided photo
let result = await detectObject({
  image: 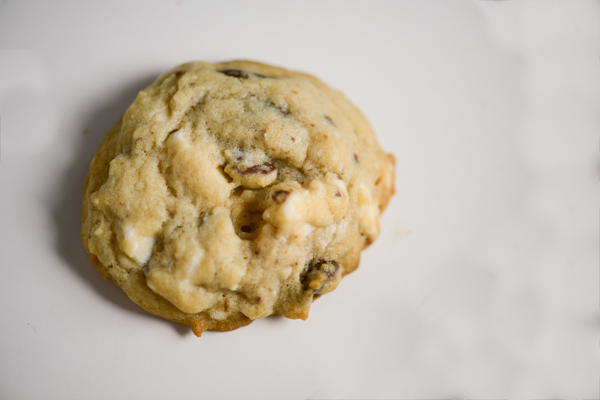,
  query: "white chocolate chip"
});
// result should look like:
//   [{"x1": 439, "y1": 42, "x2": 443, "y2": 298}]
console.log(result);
[
  {"x1": 281, "y1": 266, "x2": 293, "y2": 279},
  {"x1": 165, "y1": 130, "x2": 188, "y2": 150},
  {"x1": 263, "y1": 174, "x2": 348, "y2": 234},
  {"x1": 357, "y1": 183, "x2": 380, "y2": 242},
  {"x1": 224, "y1": 162, "x2": 277, "y2": 189},
  {"x1": 121, "y1": 225, "x2": 155, "y2": 264},
  {"x1": 209, "y1": 309, "x2": 227, "y2": 320}
]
